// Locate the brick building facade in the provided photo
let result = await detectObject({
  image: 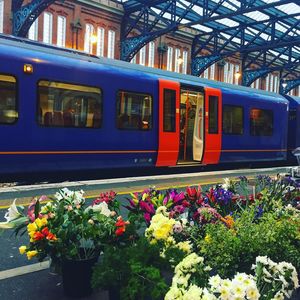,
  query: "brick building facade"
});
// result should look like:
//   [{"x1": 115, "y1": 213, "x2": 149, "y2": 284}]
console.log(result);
[{"x1": 0, "y1": 0, "x2": 298, "y2": 95}]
